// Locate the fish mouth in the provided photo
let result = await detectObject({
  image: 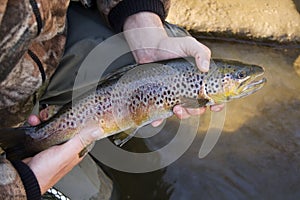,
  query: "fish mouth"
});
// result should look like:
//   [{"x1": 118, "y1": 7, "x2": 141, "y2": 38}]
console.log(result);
[{"x1": 233, "y1": 72, "x2": 267, "y2": 99}]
